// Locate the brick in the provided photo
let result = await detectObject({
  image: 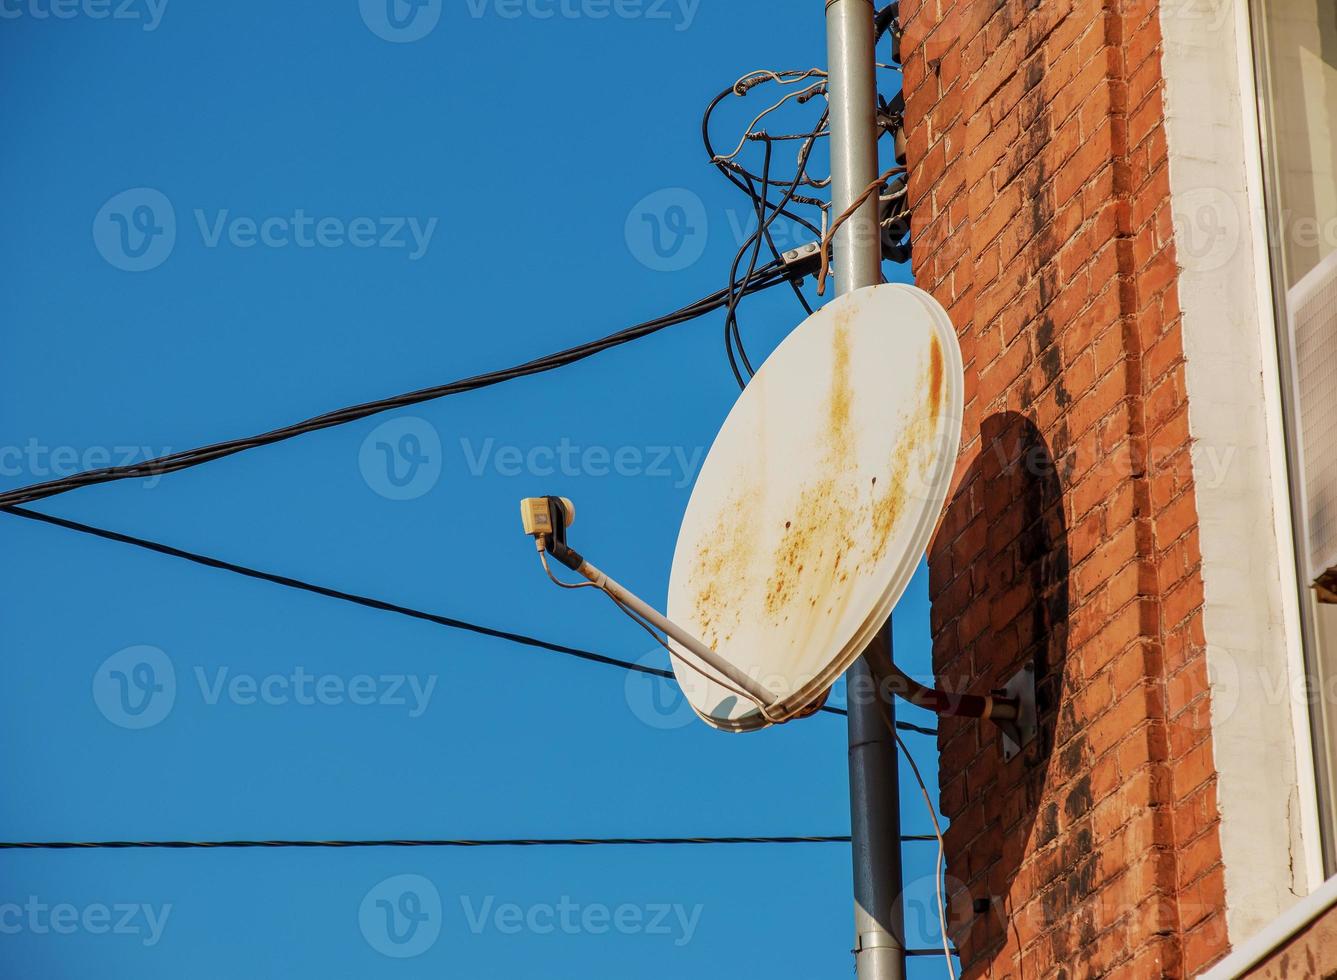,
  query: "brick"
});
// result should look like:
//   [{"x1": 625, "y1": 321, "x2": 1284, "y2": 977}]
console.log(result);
[
  {"x1": 1172, "y1": 733, "x2": 1217, "y2": 805},
  {"x1": 910, "y1": 0, "x2": 1222, "y2": 971},
  {"x1": 1165, "y1": 653, "x2": 1210, "y2": 721},
  {"x1": 1174, "y1": 777, "x2": 1218, "y2": 846},
  {"x1": 1073, "y1": 518, "x2": 1139, "y2": 598}
]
